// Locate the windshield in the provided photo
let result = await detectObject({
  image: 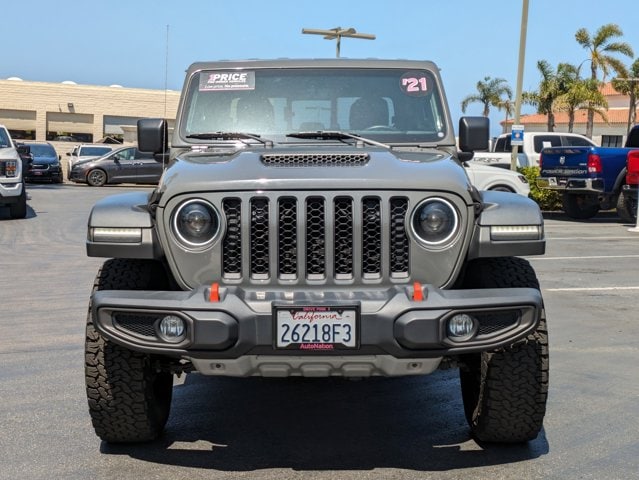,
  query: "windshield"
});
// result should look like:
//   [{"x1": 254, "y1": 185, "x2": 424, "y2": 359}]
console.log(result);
[
  {"x1": 80, "y1": 147, "x2": 111, "y2": 157},
  {"x1": 28, "y1": 144, "x2": 56, "y2": 156},
  {"x1": 181, "y1": 68, "x2": 448, "y2": 144},
  {"x1": 0, "y1": 128, "x2": 10, "y2": 148}
]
